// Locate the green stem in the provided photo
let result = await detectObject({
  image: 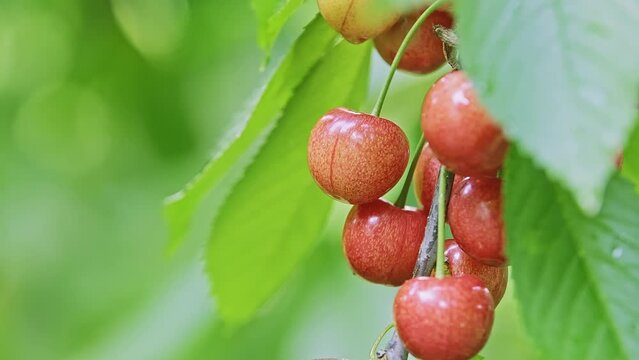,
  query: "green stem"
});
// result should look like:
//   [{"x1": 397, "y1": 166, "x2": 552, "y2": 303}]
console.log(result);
[
  {"x1": 394, "y1": 136, "x2": 425, "y2": 208},
  {"x1": 370, "y1": 0, "x2": 450, "y2": 117},
  {"x1": 435, "y1": 166, "x2": 448, "y2": 278},
  {"x1": 369, "y1": 323, "x2": 395, "y2": 360}
]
